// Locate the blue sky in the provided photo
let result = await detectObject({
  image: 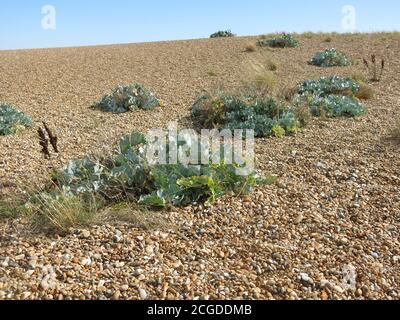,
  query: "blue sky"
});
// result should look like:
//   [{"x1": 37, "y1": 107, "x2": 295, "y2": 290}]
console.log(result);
[{"x1": 0, "y1": 0, "x2": 399, "y2": 50}]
